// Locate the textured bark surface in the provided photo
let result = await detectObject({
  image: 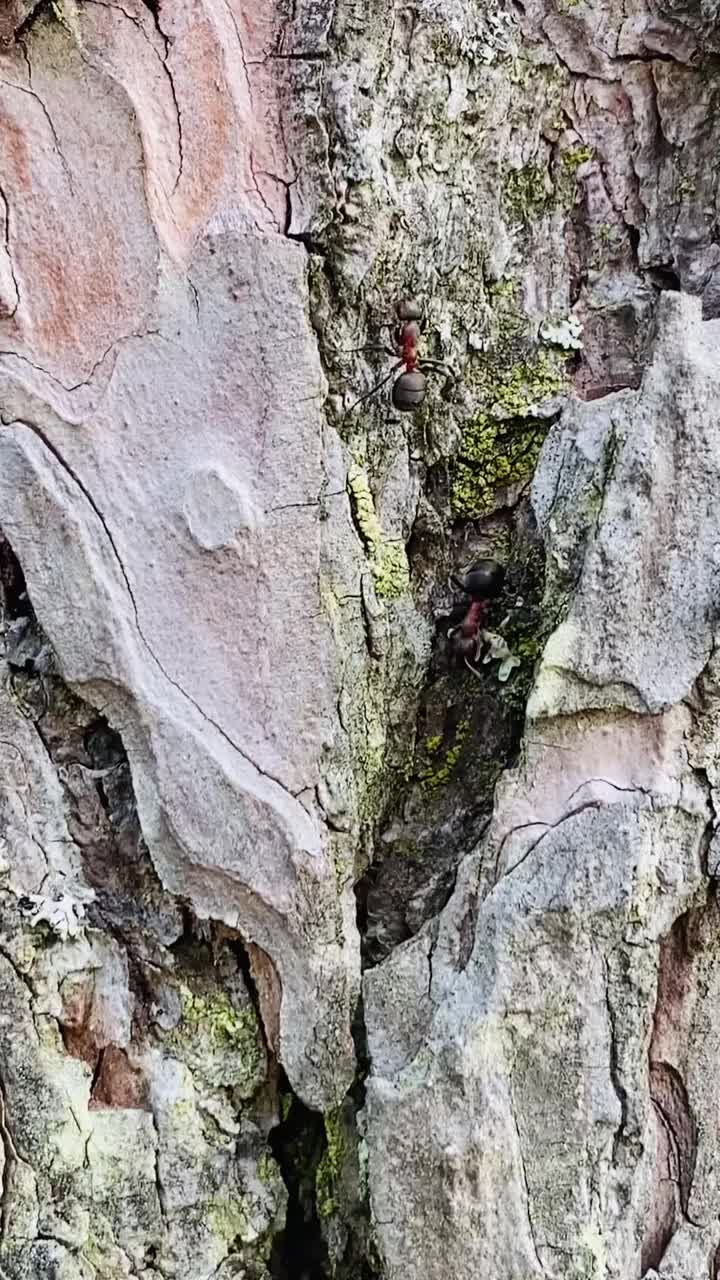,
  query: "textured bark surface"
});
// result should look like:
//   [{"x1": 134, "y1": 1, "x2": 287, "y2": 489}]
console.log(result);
[{"x1": 1, "y1": 1, "x2": 720, "y2": 1278}]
